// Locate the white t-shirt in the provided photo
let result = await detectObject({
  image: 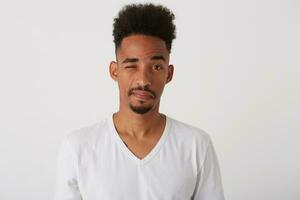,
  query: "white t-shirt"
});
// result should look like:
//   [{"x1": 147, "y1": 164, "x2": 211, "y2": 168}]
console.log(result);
[{"x1": 54, "y1": 115, "x2": 225, "y2": 200}]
